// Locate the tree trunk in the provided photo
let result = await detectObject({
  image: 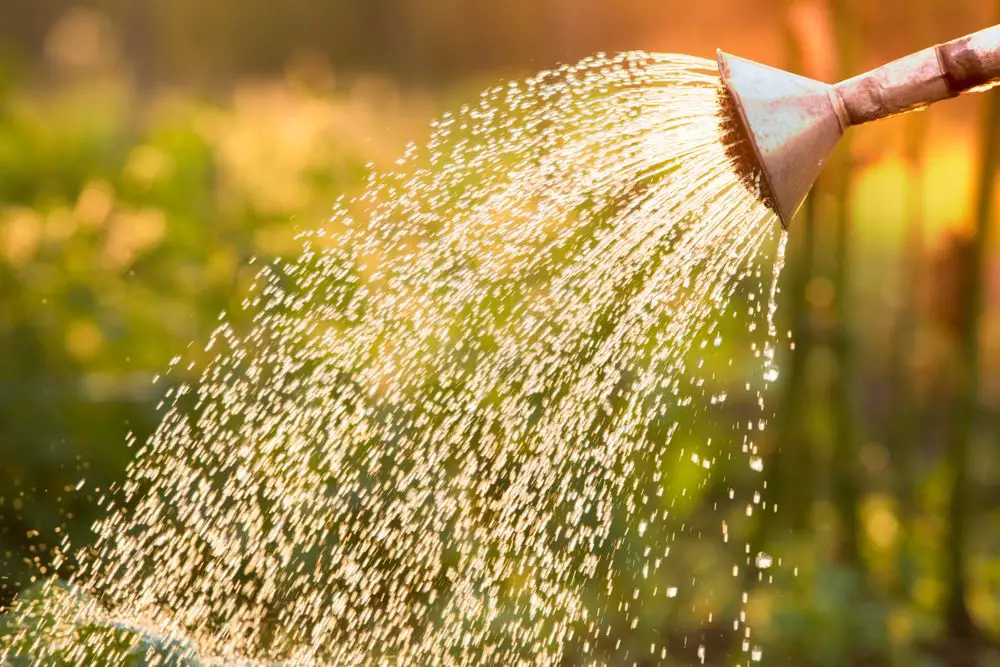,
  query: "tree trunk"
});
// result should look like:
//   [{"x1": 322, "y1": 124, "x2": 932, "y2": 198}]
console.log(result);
[
  {"x1": 887, "y1": 3, "x2": 930, "y2": 602},
  {"x1": 829, "y1": 0, "x2": 862, "y2": 570},
  {"x1": 942, "y1": 4, "x2": 1000, "y2": 656}
]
